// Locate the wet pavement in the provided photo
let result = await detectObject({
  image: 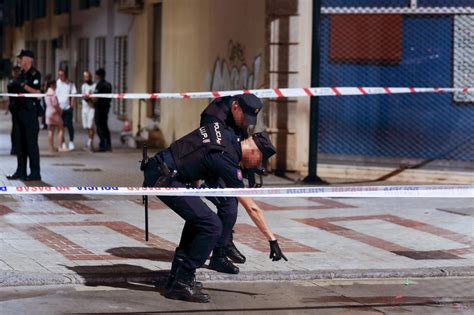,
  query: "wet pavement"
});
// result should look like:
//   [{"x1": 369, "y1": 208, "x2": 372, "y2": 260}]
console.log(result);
[{"x1": 0, "y1": 278, "x2": 473, "y2": 314}]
